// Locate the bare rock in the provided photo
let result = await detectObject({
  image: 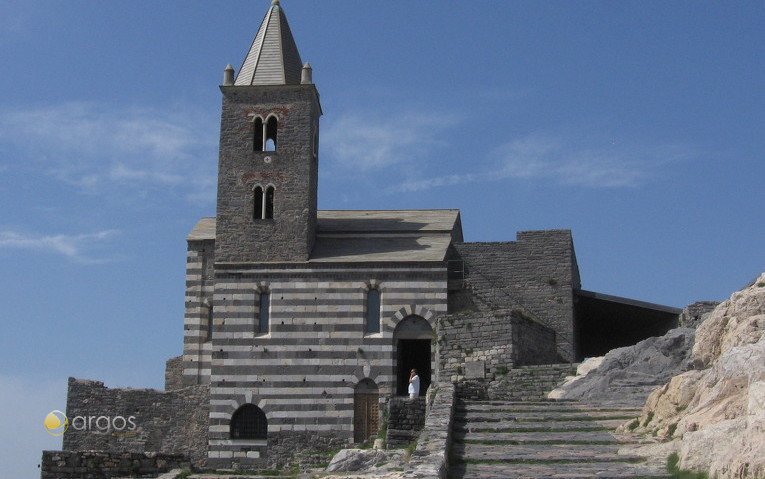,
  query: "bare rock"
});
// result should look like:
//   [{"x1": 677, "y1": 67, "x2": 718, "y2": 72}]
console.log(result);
[
  {"x1": 325, "y1": 448, "x2": 402, "y2": 473},
  {"x1": 634, "y1": 273, "x2": 765, "y2": 479},
  {"x1": 548, "y1": 328, "x2": 695, "y2": 406}
]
